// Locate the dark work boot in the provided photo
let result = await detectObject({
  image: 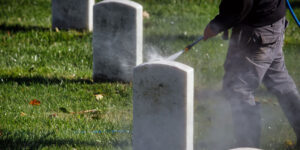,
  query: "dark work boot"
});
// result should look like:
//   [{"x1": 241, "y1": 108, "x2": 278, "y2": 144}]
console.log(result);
[
  {"x1": 277, "y1": 90, "x2": 300, "y2": 148},
  {"x1": 231, "y1": 102, "x2": 261, "y2": 148}
]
